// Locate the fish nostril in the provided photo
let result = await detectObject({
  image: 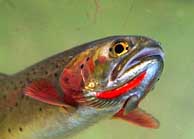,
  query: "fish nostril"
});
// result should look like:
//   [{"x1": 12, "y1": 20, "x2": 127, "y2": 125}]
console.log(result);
[
  {"x1": 80, "y1": 64, "x2": 84, "y2": 69},
  {"x1": 128, "y1": 40, "x2": 135, "y2": 48}
]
